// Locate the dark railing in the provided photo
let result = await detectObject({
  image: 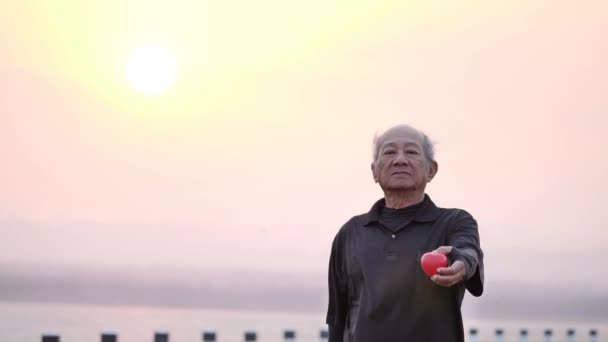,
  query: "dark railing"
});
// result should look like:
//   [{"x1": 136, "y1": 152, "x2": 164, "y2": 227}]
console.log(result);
[
  {"x1": 41, "y1": 329, "x2": 329, "y2": 342},
  {"x1": 40, "y1": 327, "x2": 599, "y2": 342},
  {"x1": 467, "y1": 328, "x2": 598, "y2": 342}
]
